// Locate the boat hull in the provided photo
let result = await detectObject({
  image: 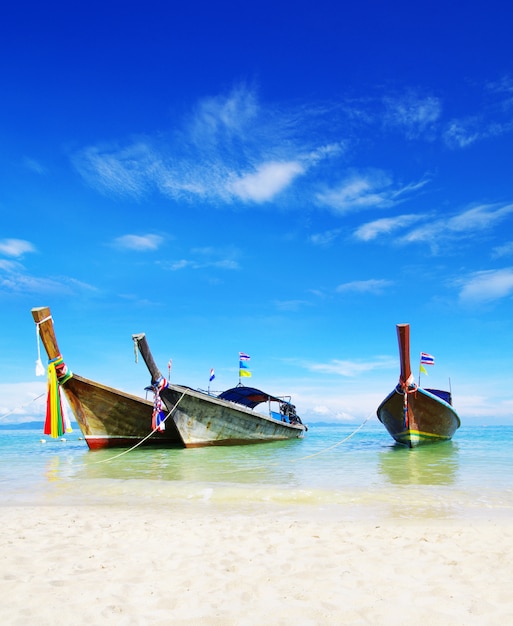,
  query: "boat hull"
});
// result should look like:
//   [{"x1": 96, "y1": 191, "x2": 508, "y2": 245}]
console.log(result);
[
  {"x1": 62, "y1": 374, "x2": 182, "y2": 449},
  {"x1": 377, "y1": 386, "x2": 460, "y2": 447},
  {"x1": 160, "y1": 384, "x2": 305, "y2": 447}
]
